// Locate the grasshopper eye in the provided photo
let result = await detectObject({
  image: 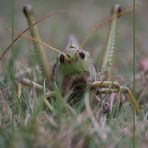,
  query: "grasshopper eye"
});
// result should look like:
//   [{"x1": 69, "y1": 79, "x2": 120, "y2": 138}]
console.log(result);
[
  {"x1": 79, "y1": 51, "x2": 85, "y2": 60},
  {"x1": 59, "y1": 54, "x2": 65, "y2": 64}
]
